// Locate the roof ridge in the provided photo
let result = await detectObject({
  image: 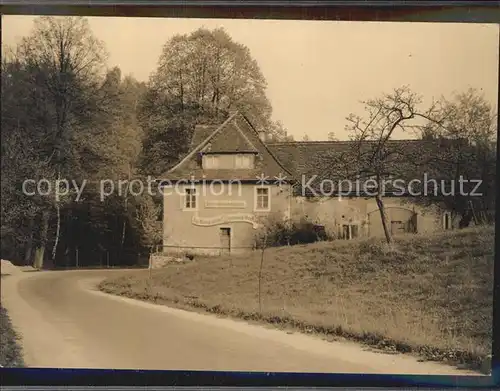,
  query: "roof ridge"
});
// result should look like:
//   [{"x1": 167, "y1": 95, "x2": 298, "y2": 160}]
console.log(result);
[
  {"x1": 238, "y1": 114, "x2": 295, "y2": 179},
  {"x1": 232, "y1": 120, "x2": 259, "y2": 152},
  {"x1": 267, "y1": 139, "x2": 432, "y2": 146},
  {"x1": 267, "y1": 141, "x2": 351, "y2": 145}
]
